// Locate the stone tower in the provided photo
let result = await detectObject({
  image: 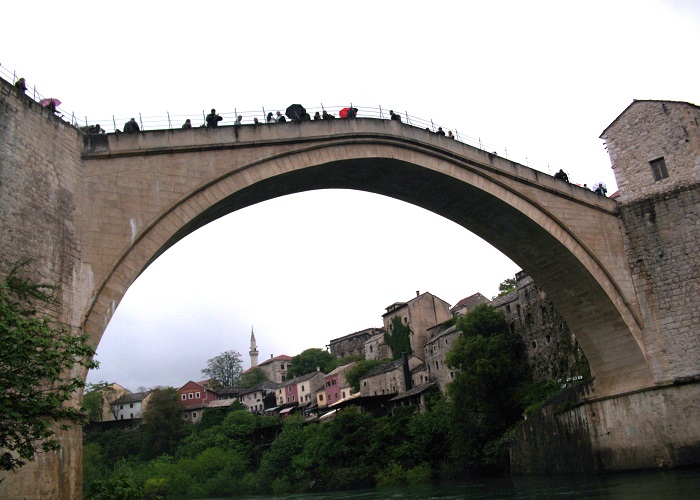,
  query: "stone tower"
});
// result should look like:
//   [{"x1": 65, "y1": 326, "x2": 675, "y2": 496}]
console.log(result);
[{"x1": 249, "y1": 326, "x2": 259, "y2": 368}]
